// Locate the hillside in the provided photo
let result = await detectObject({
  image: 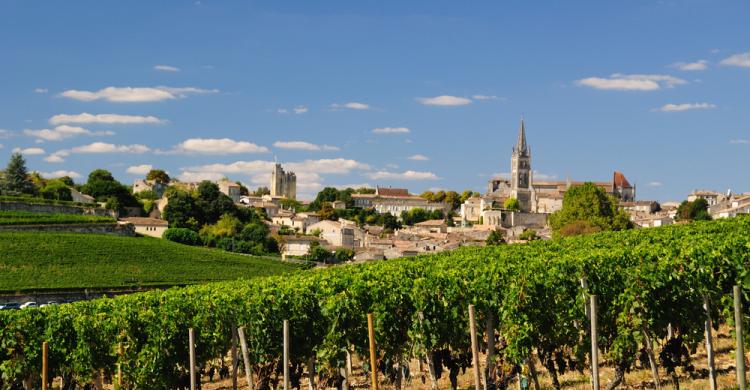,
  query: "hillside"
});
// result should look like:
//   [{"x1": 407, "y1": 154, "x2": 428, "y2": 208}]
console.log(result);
[
  {"x1": 0, "y1": 211, "x2": 115, "y2": 225},
  {"x1": 0, "y1": 232, "x2": 302, "y2": 292}
]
